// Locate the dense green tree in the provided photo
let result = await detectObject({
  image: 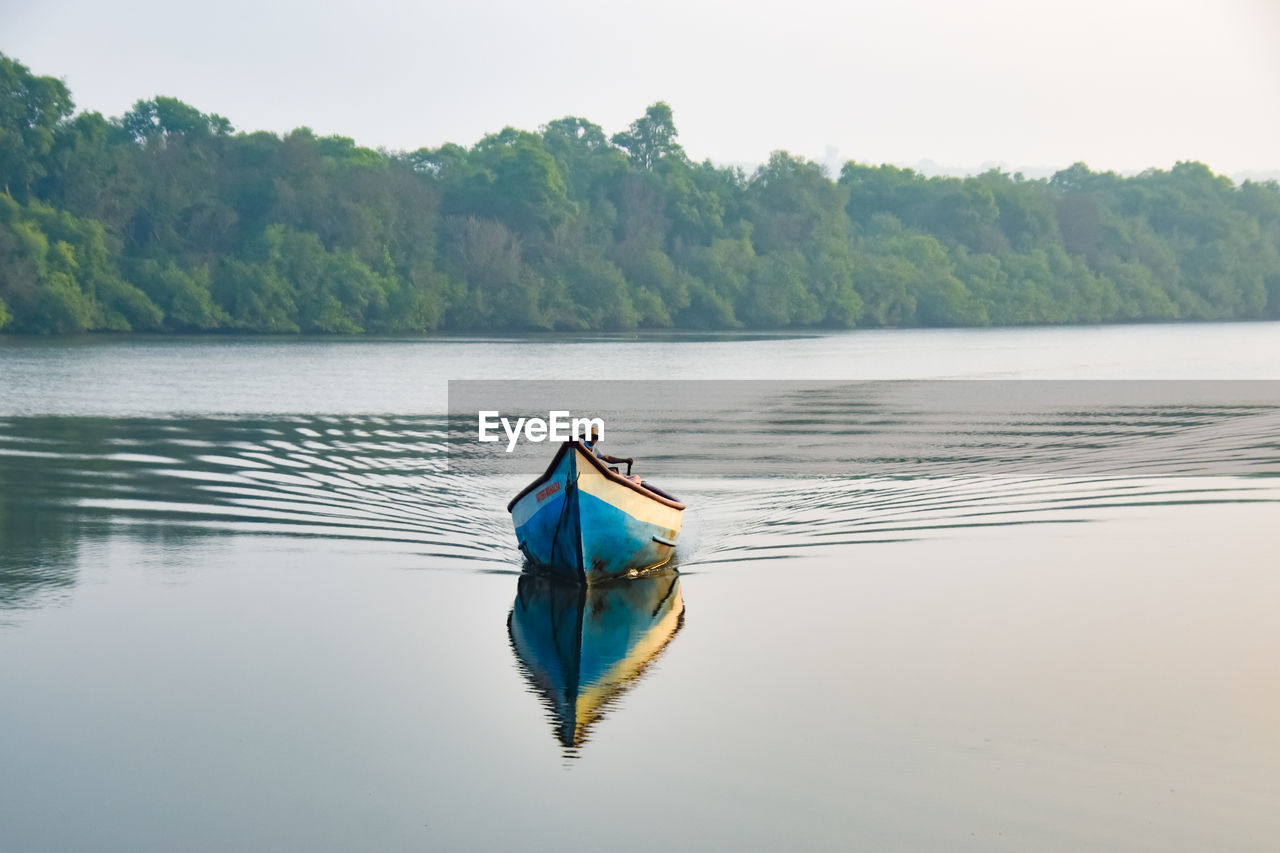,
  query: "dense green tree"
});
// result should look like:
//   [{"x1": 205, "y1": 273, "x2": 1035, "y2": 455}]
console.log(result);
[
  {"x1": 541, "y1": 116, "x2": 628, "y2": 204},
  {"x1": 661, "y1": 158, "x2": 726, "y2": 248},
  {"x1": 0, "y1": 194, "x2": 160, "y2": 332},
  {"x1": 744, "y1": 153, "x2": 862, "y2": 326},
  {"x1": 611, "y1": 102, "x2": 683, "y2": 171},
  {"x1": 750, "y1": 152, "x2": 846, "y2": 253},
  {"x1": 120, "y1": 96, "x2": 232, "y2": 144},
  {"x1": 740, "y1": 251, "x2": 820, "y2": 327},
  {"x1": 212, "y1": 256, "x2": 298, "y2": 333},
  {"x1": 556, "y1": 250, "x2": 639, "y2": 330},
  {"x1": 40, "y1": 111, "x2": 142, "y2": 235},
  {"x1": 0, "y1": 53, "x2": 74, "y2": 200},
  {"x1": 129, "y1": 259, "x2": 225, "y2": 330},
  {"x1": 441, "y1": 215, "x2": 544, "y2": 328},
  {"x1": 2, "y1": 52, "x2": 1279, "y2": 335}
]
